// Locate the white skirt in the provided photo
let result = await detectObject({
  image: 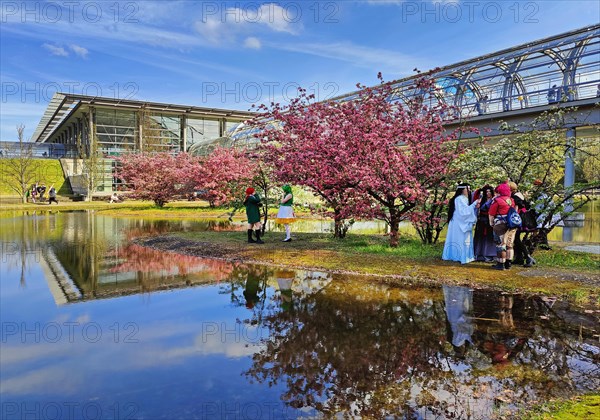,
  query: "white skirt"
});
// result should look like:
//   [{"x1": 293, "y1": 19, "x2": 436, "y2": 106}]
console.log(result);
[{"x1": 276, "y1": 206, "x2": 296, "y2": 224}]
